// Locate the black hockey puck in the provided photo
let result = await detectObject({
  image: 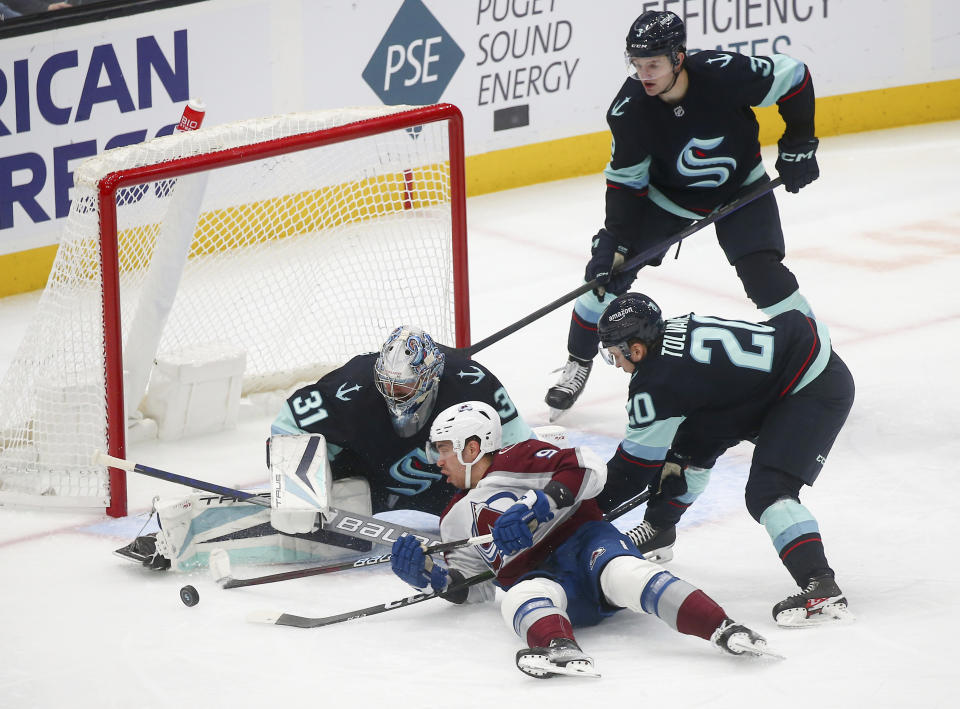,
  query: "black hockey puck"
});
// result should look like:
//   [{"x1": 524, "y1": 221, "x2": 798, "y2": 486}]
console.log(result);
[{"x1": 179, "y1": 584, "x2": 199, "y2": 607}]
